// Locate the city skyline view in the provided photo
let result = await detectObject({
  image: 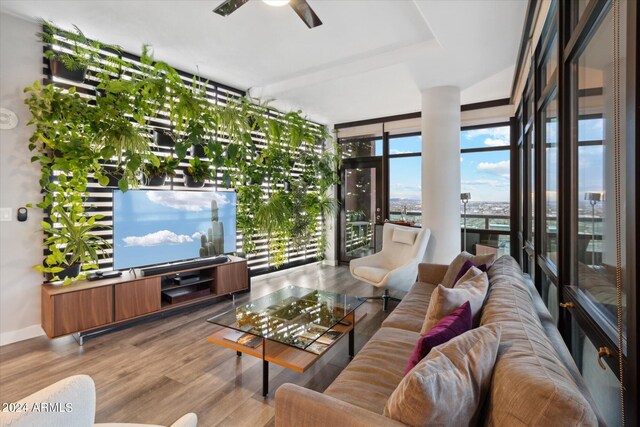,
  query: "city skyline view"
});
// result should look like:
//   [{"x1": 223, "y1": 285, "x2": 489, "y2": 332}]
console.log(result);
[
  {"x1": 388, "y1": 127, "x2": 512, "y2": 206},
  {"x1": 388, "y1": 119, "x2": 605, "y2": 212}
]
